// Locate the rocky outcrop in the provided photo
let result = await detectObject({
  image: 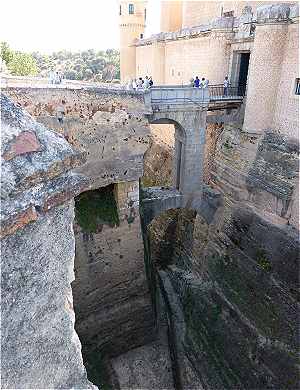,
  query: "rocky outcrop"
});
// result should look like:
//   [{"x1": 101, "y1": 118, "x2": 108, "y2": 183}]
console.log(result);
[
  {"x1": 1, "y1": 94, "x2": 95, "y2": 389},
  {"x1": 143, "y1": 122, "x2": 299, "y2": 389},
  {"x1": 3, "y1": 87, "x2": 155, "y2": 381},
  {"x1": 4, "y1": 86, "x2": 150, "y2": 190}
]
